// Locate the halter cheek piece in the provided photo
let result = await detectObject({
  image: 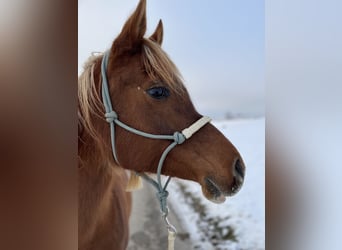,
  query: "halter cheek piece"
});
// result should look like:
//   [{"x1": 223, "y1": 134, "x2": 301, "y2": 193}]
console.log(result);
[{"x1": 101, "y1": 50, "x2": 211, "y2": 235}]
